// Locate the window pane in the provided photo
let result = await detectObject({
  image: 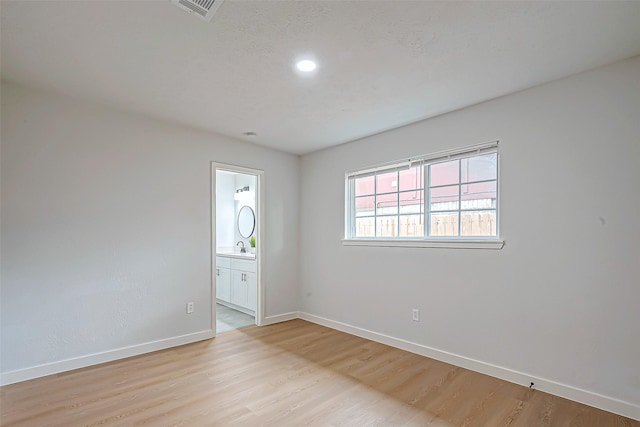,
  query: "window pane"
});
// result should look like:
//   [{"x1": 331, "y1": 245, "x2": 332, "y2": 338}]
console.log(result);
[
  {"x1": 376, "y1": 193, "x2": 398, "y2": 215},
  {"x1": 355, "y1": 217, "x2": 375, "y2": 237},
  {"x1": 461, "y1": 181, "x2": 497, "y2": 210},
  {"x1": 376, "y1": 216, "x2": 397, "y2": 237},
  {"x1": 399, "y1": 215, "x2": 424, "y2": 237},
  {"x1": 376, "y1": 171, "x2": 398, "y2": 194},
  {"x1": 355, "y1": 175, "x2": 374, "y2": 196},
  {"x1": 430, "y1": 160, "x2": 459, "y2": 187},
  {"x1": 355, "y1": 196, "x2": 375, "y2": 217},
  {"x1": 348, "y1": 146, "x2": 499, "y2": 241},
  {"x1": 460, "y1": 210, "x2": 497, "y2": 236},
  {"x1": 399, "y1": 190, "x2": 423, "y2": 214},
  {"x1": 399, "y1": 166, "x2": 422, "y2": 191},
  {"x1": 460, "y1": 153, "x2": 497, "y2": 183},
  {"x1": 429, "y1": 212, "x2": 459, "y2": 237},
  {"x1": 430, "y1": 185, "x2": 459, "y2": 211}
]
